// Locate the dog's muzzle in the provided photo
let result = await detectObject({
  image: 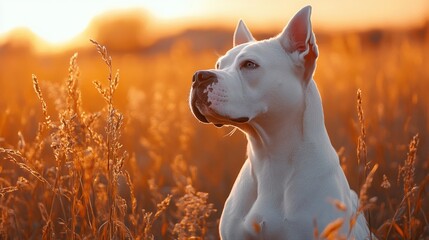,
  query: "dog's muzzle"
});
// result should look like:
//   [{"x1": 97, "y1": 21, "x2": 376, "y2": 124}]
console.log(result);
[
  {"x1": 190, "y1": 70, "x2": 250, "y2": 127},
  {"x1": 190, "y1": 70, "x2": 216, "y2": 124}
]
